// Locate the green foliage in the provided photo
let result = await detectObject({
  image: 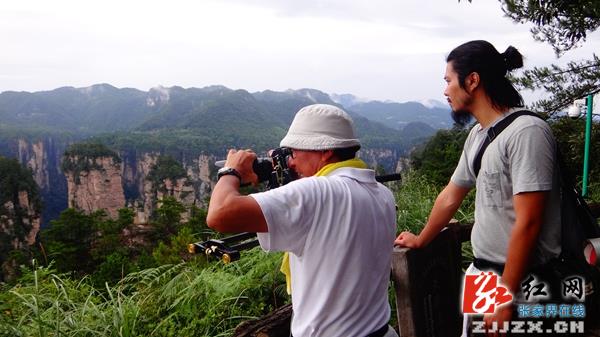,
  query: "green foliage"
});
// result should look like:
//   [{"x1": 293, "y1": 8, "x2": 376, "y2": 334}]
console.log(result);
[
  {"x1": 91, "y1": 127, "x2": 284, "y2": 156},
  {"x1": 149, "y1": 205, "x2": 215, "y2": 268},
  {"x1": 0, "y1": 84, "x2": 149, "y2": 135},
  {"x1": 124, "y1": 250, "x2": 286, "y2": 336},
  {"x1": 36, "y1": 201, "x2": 207, "y2": 289},
  {"x1": 89, "y1": 209, "x2": 136, "y2": 286},
  {"x1": 92, "y1": 251, "x2": 133, "y2": 287},
  {"x1": 146, "y1": 157, "x2": 190, "y2": 215},
  {"x1": 550, "y1": 117, "x2": 600, "y2": 201},
  {"x1": 460, "y1": 1, "x2": 600, "y2": 113},
  {"x1": 0, "y1": 156, "x2": 41, "y2": 211},
  {"x1": 395, "y1": 172, "x2": 474, "y2": 234},
  {"x1": 147, "y1": 155, "x2": 187, "y2": 186},
  {"x1": 117, "y1": 208, "x2": 135, "y2": 228},
  {"x1": 0, "y1": 263, "x2": 142, "y2": 337},
  {"x1": 489, "y1": 0, "x2": 600, "y2": 113},
  {"x1": 154, "y1": 197, "x2": 186, "y2": 236},
  {"x1": 186, "y1": 206, "x2": 210, "y2": 235},
  {"x1": 0, "y1": 124, "x2": 77, "y2": 144},
  {"x1": 512, "y1": 56, "x2": 600, "y2": 113},
  {"x1": 410, "y1": 127, "x2": 469, "y2": 187},
  {"x1": 40, "y1": 208, "x2": 104, "y2": 275},
  {"x1": 394, "y1": 172, "x2": 476, "y2": 269},
  {"x1": 63, "y1": 142, "x2": 120, "y2": 160},
  {"x1": 410, "y1": 116, "x2": 600, "y2": 202},
  {"x1": 61, "y1": 142, "x2": 121, "y2": 183},
  {"x1": 152, "y1": 227, "x2": 207, "y2": 266},
  {"x1": 0, "y1": 156, "x2": 42, "y2": 281},
  {"x1": 1, "y1": 250, "x2": 287, "y2": 337},
  {"x1": 500, "y1": 0, "x2": 600, "y2": 56}
]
